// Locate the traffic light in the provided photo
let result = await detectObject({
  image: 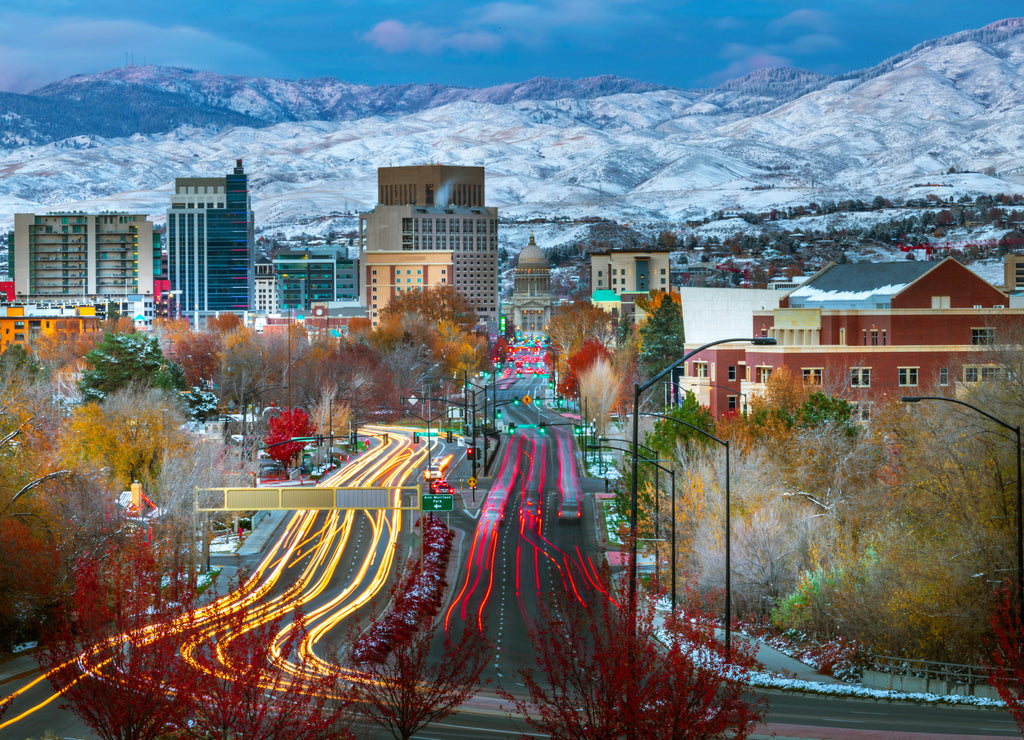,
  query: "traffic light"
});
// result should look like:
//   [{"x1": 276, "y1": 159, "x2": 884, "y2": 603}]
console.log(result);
[
  {"x1": 548, "y1": 380, "x2": 554, "y2": 389},
  {"x1": 413, "y1": 432, "x2": 420, "y2": 444},
  {"x1": 316, "y1": 434, "x2": 324, "y2": 446},
  {"x1": 507, "y1": 423, "x2": 517, "y2": 433},
  {"x1": 538, "y1": 422, "x2": 546, "y2": 434},
  {"x1": 467, "y1": 446, "x2": 476, "y2": 459},
  {"x1": 446, "y1": 430, "x2": 453, "y2": 443},
  {"x1": 496, "y1": 409, "x2": 502, "y2": 418},
  {"x1": 574, "y1": 425, "x2": 582, "y2": 434}
]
